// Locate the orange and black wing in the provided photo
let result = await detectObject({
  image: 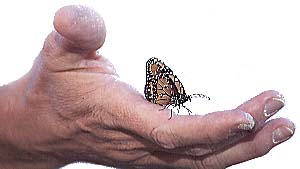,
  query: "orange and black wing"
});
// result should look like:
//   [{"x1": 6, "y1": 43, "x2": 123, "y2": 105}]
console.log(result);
[
  {"x1": 155, "y1": 73, "x2": 174, "y2": 106},
  {"x1": 144, "y1": 57, "x2": 187, "y2": 106}
]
